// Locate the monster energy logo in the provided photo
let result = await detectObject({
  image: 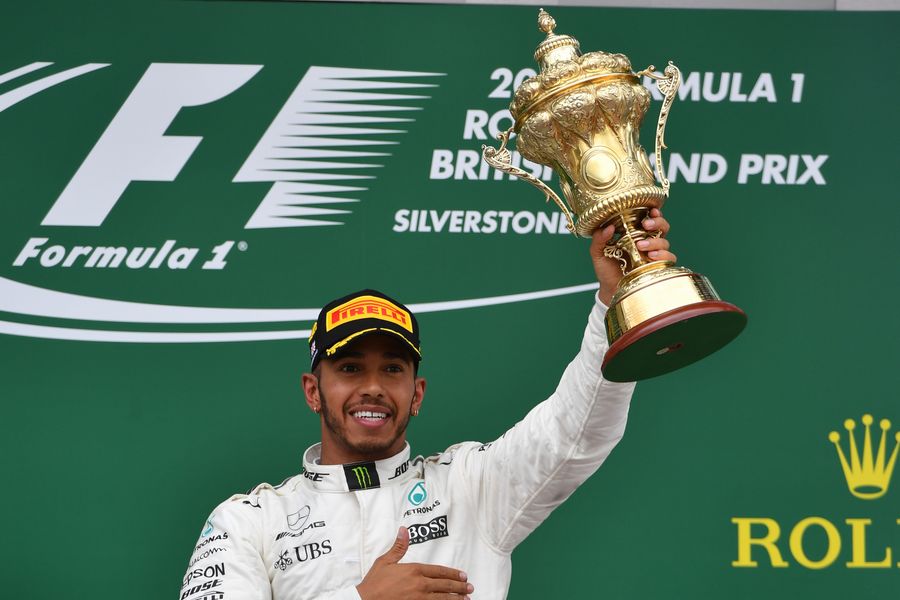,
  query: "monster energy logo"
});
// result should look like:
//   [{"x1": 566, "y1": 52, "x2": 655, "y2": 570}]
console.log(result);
[
  {"x1": 352, "y1": 466, "x2": 372, "y2": 488},
  {"x1": 344, "y1": 461, "x2": 380, "y2": 490}
]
